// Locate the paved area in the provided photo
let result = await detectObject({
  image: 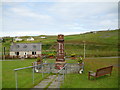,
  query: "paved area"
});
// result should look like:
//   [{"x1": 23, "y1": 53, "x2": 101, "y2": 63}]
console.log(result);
[
  {"x1": 32, "y1": 64, "x2": 80, "y2": 89},
  {"x1": 32, "y1": 74, "x2": 63, "y2": 89},
  {"x1": 33, "y1": 75, "x2": 57, "y2": 88},
  {"x1": 48, "y1": 75, "x2": 63, "y2": 88}
]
